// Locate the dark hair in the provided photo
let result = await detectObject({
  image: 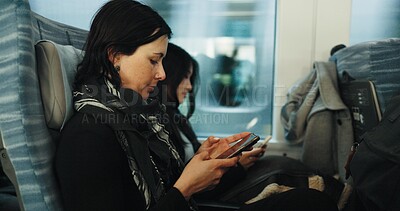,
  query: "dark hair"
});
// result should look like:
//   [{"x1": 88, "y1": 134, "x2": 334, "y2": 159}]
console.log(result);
[
  {"x1": 74, "y1": 0, "x2": 172, "y2": 88},
  {"x1": 157, "y1": 43, "x2": 199, "y2": 118}
]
